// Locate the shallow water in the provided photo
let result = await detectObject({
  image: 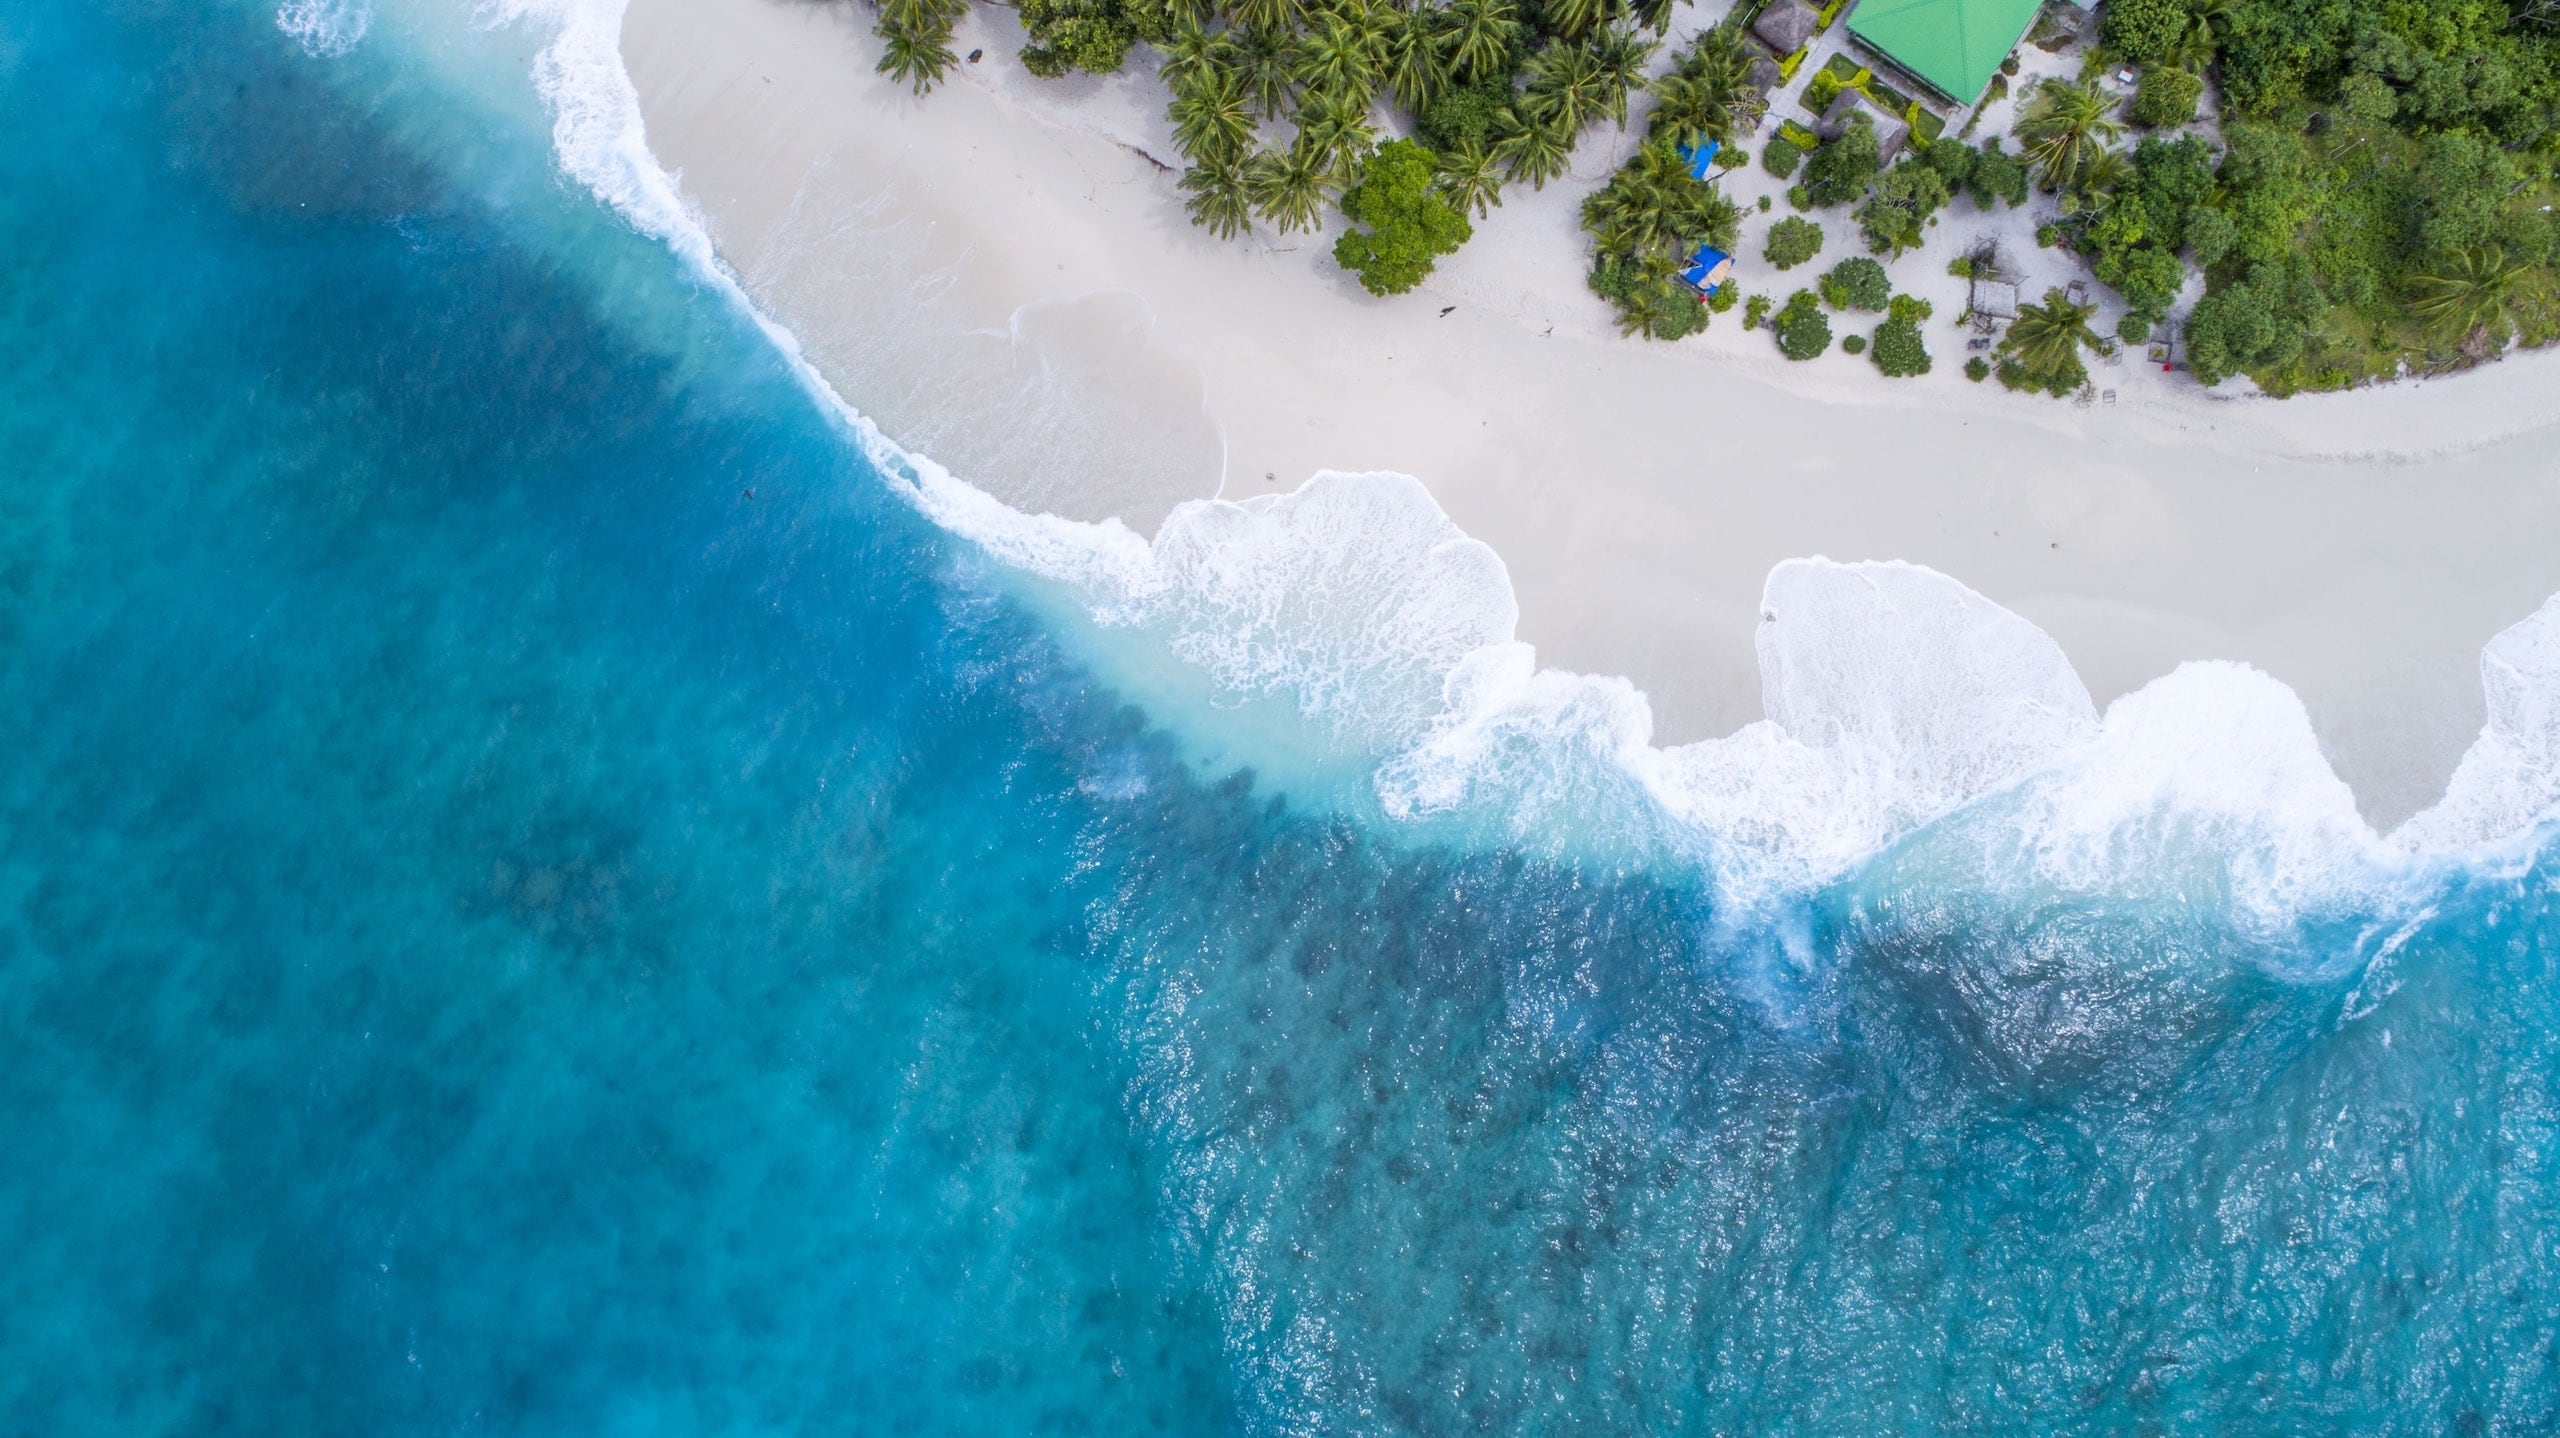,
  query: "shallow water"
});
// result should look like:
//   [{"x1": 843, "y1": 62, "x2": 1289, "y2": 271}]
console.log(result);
[{"x1": 6, "y1": 3, "x2": 2560, "y2": 1434}]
